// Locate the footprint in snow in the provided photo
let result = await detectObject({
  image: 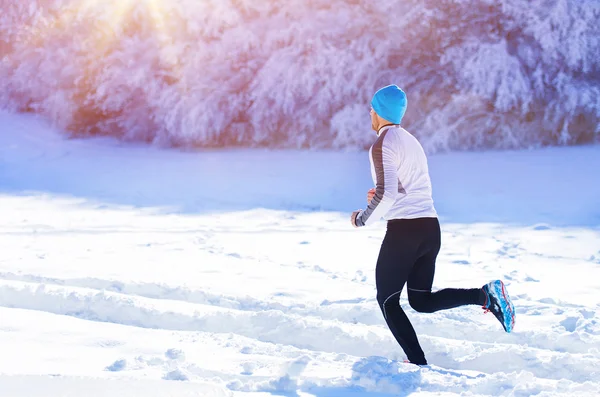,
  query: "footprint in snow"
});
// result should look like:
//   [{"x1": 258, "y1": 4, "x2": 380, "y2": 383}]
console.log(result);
[
  {"x1": 163, "y1": 369, "x2": 189, "y2": 381},
  {"x1": 532, "y1": 224, "x2": 552, "y2": 231},
  {"x1": 539, "y1": 297, "x2": 557, "y2": 304},
  {"x1": 241, "y1": 362, "x2": 255, "y2": 375},
  {"x1": 353, "y1": 270, "x2": 367, "y2": 282},
  {"x1": 580, "y1": 309, "x2": 595, "y2": 319},
  {"x1": 105, "y1": 359, "x2": 127, "y2": 372},
  {"x1": 559, "y1": 316, "x2": 579, "y2": 332},
  {"x1": 524, "y1": 276, "x2": 540, "y2": 282},
  {"x1": 452, "y1": 259, "x2": 470, "y2": 265},
  {"x1": 350, "y1": 356, "x2": 421, "y2": 395},
  {"x1": 165, "y1": 348, "x2": 186, "y2": 362}
]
